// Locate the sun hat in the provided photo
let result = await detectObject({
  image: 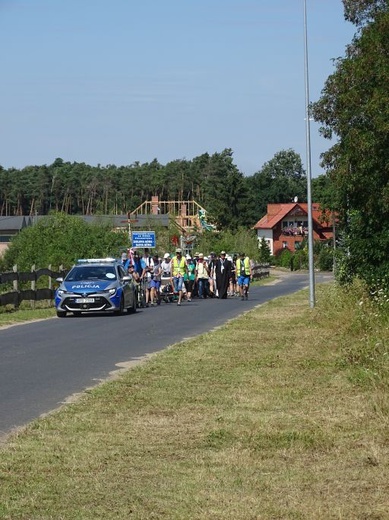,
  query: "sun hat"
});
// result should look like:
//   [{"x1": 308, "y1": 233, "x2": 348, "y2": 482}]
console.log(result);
[
  {"x1": 198, "y1": 253, "x2": 204, "y2": 258},
  {"x1": 186, "y1": 254, "x2": 192, "y2": 260},
  {"x1": 176, "y1": 248, "x2": 182, "y2": 253}
]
